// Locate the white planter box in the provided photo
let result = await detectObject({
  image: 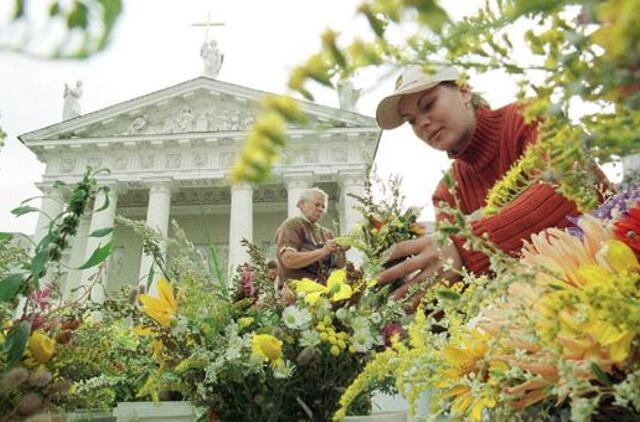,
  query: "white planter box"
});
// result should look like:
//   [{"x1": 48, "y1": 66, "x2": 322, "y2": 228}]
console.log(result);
[
  {"x1": 344, "y1": 411, "x2": 407, "y2": 422},
  {"x1": 113, "y1": 402, "x2": 197, "y2": 422},
  {"x1": 67, "y1": 409, "x2": 115, "y2": 421}
]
